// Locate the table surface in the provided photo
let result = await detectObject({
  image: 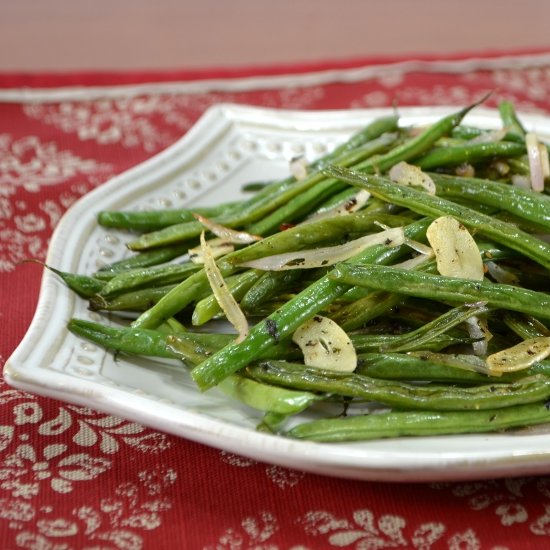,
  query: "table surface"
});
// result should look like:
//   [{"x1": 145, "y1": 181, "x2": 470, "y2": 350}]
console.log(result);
[{"x1": 3, "y1": 49, "x2": 550, "y2": 549}]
